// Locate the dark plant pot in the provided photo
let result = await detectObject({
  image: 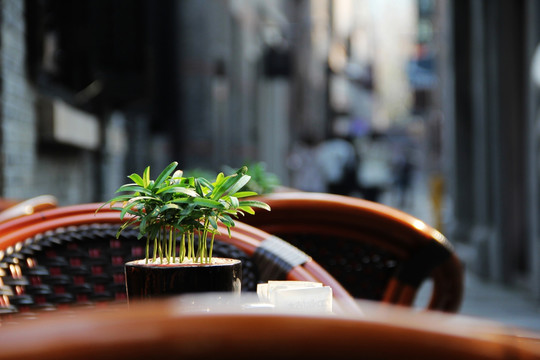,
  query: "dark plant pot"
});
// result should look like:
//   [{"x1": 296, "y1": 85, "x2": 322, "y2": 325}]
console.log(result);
[{"x1": 125, "y1": 258, "x2": 242, "y2": 303}]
